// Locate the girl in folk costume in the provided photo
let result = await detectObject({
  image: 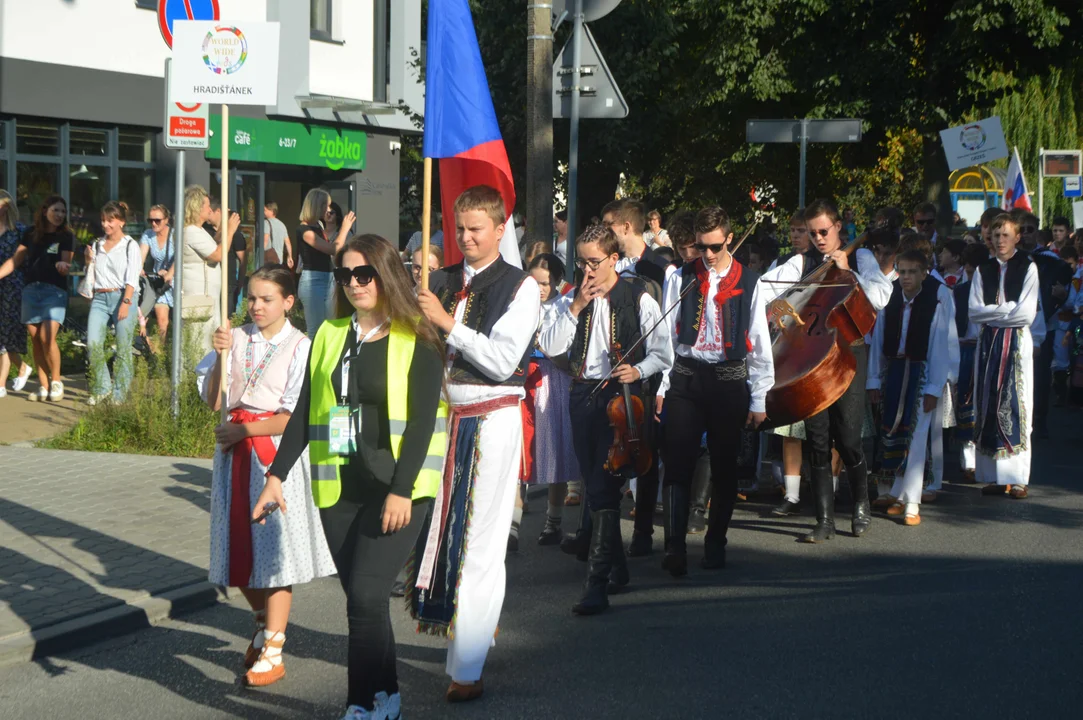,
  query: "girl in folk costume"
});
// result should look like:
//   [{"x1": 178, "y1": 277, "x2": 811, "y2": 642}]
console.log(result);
[
  {"x1": 197, "y1": 265, "x2": 336, "y2": 688},
  {"x1": 866, "y1": 251, "x2": 951, "y2": 526},
  {"x1": 969, "y1": 213, "x2": 1040, "y2": 498},
  {"x1": 526, "y1": 253, "x2": 581, "y2": 546}
]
